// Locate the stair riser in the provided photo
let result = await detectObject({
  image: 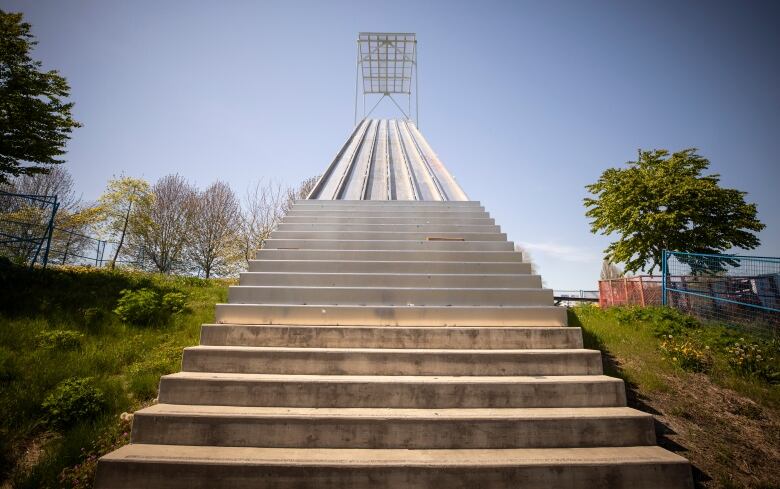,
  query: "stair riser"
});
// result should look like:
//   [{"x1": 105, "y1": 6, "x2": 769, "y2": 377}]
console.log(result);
[
  {"x1": 181, "y1": 349, "x2": 603, "y2": 376},
  {"x1": 263, "y1": 239, "x2": 514, "y2": 251},
  {"x1": 214, "y1": 304, "x2": 567, "y2": 327},
  {"x1": 248, "y1": 261, "x2": 532, "y2": 274},
  {"x1": 200, "y1": 325, "x2": 584, "y2": 349},
  {"x1": 95, "y1": 462, "x2": 693, "y2": 489},
  {"x1": 292, "y1": 200, "x2": 483, "y2": 207},
  {"x1": 238, "y1": 273, "x2": 541, "y2": 288},
  {"x1": 287, "y1": 208, "x2": 487, "y2": 215},
  {"x1": 269, "y1": 231, "x2": 507, "y2": 241},
  {"x1": 277, "y1": 223, "x2": 501, "y2": 233},
  {"x1": 283, "y1": 216, "x2": 496, "y2": 225},
  {"x1": 254, "y1": 250, "x2": 522, "y2": 262},
  {"x1": 131, "y1": 414, "x2": 655, "y2": 449},
  {"x1": 158, "y1": 378, "x2": 626, "y2": 408},
  {"x1": 227, "y1": 287, "x2": 553, "y2": 307}
]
